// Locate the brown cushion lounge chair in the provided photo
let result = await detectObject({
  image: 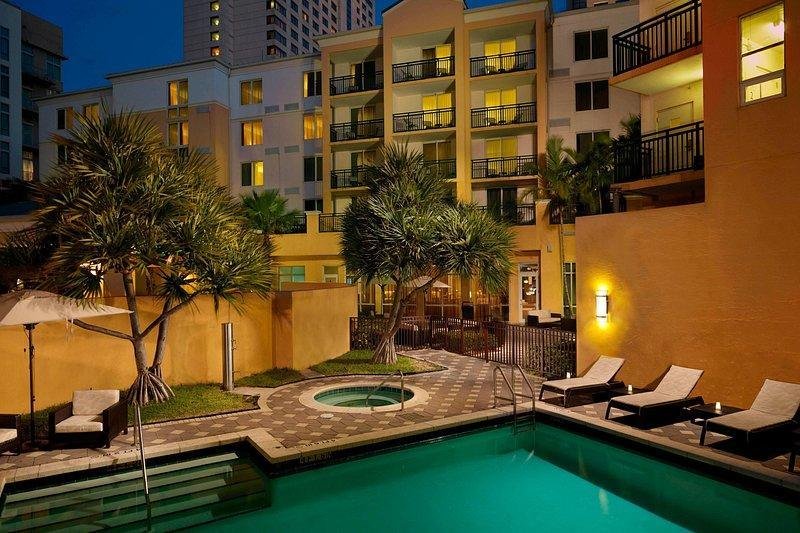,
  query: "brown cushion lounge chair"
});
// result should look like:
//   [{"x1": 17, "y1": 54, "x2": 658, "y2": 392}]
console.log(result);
[
  {"x1": 539, "y1": 356, "x2": 625, "y2": 407},
  {"x1": 605, "y1": 365, "x2": 704, "y2": 421},
  {"x1": 0, "y1": 414, "x2": 20, "y2": 455},
  {"x1": 49, "y1": 390, "x2": 128, "y2": 449},
  {"x1": 701, "y1": 379, "x2": 800, "y2": 446}
]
